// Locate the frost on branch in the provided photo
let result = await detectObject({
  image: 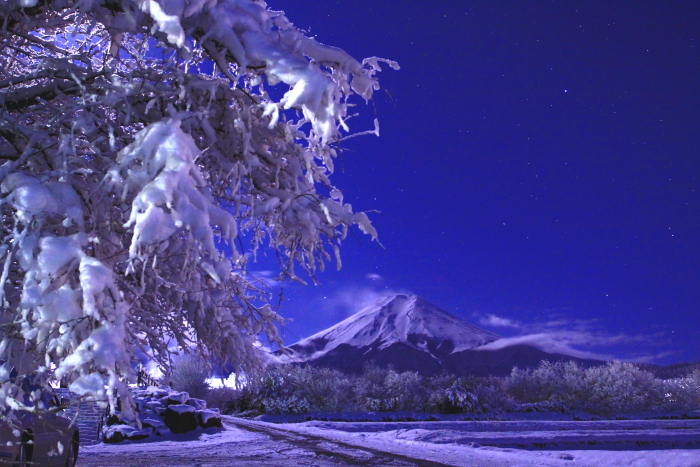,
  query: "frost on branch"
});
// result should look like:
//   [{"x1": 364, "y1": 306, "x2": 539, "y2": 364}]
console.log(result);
[{"x1": 0, "y1": 0, "x2": 395, "y2": 416}]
